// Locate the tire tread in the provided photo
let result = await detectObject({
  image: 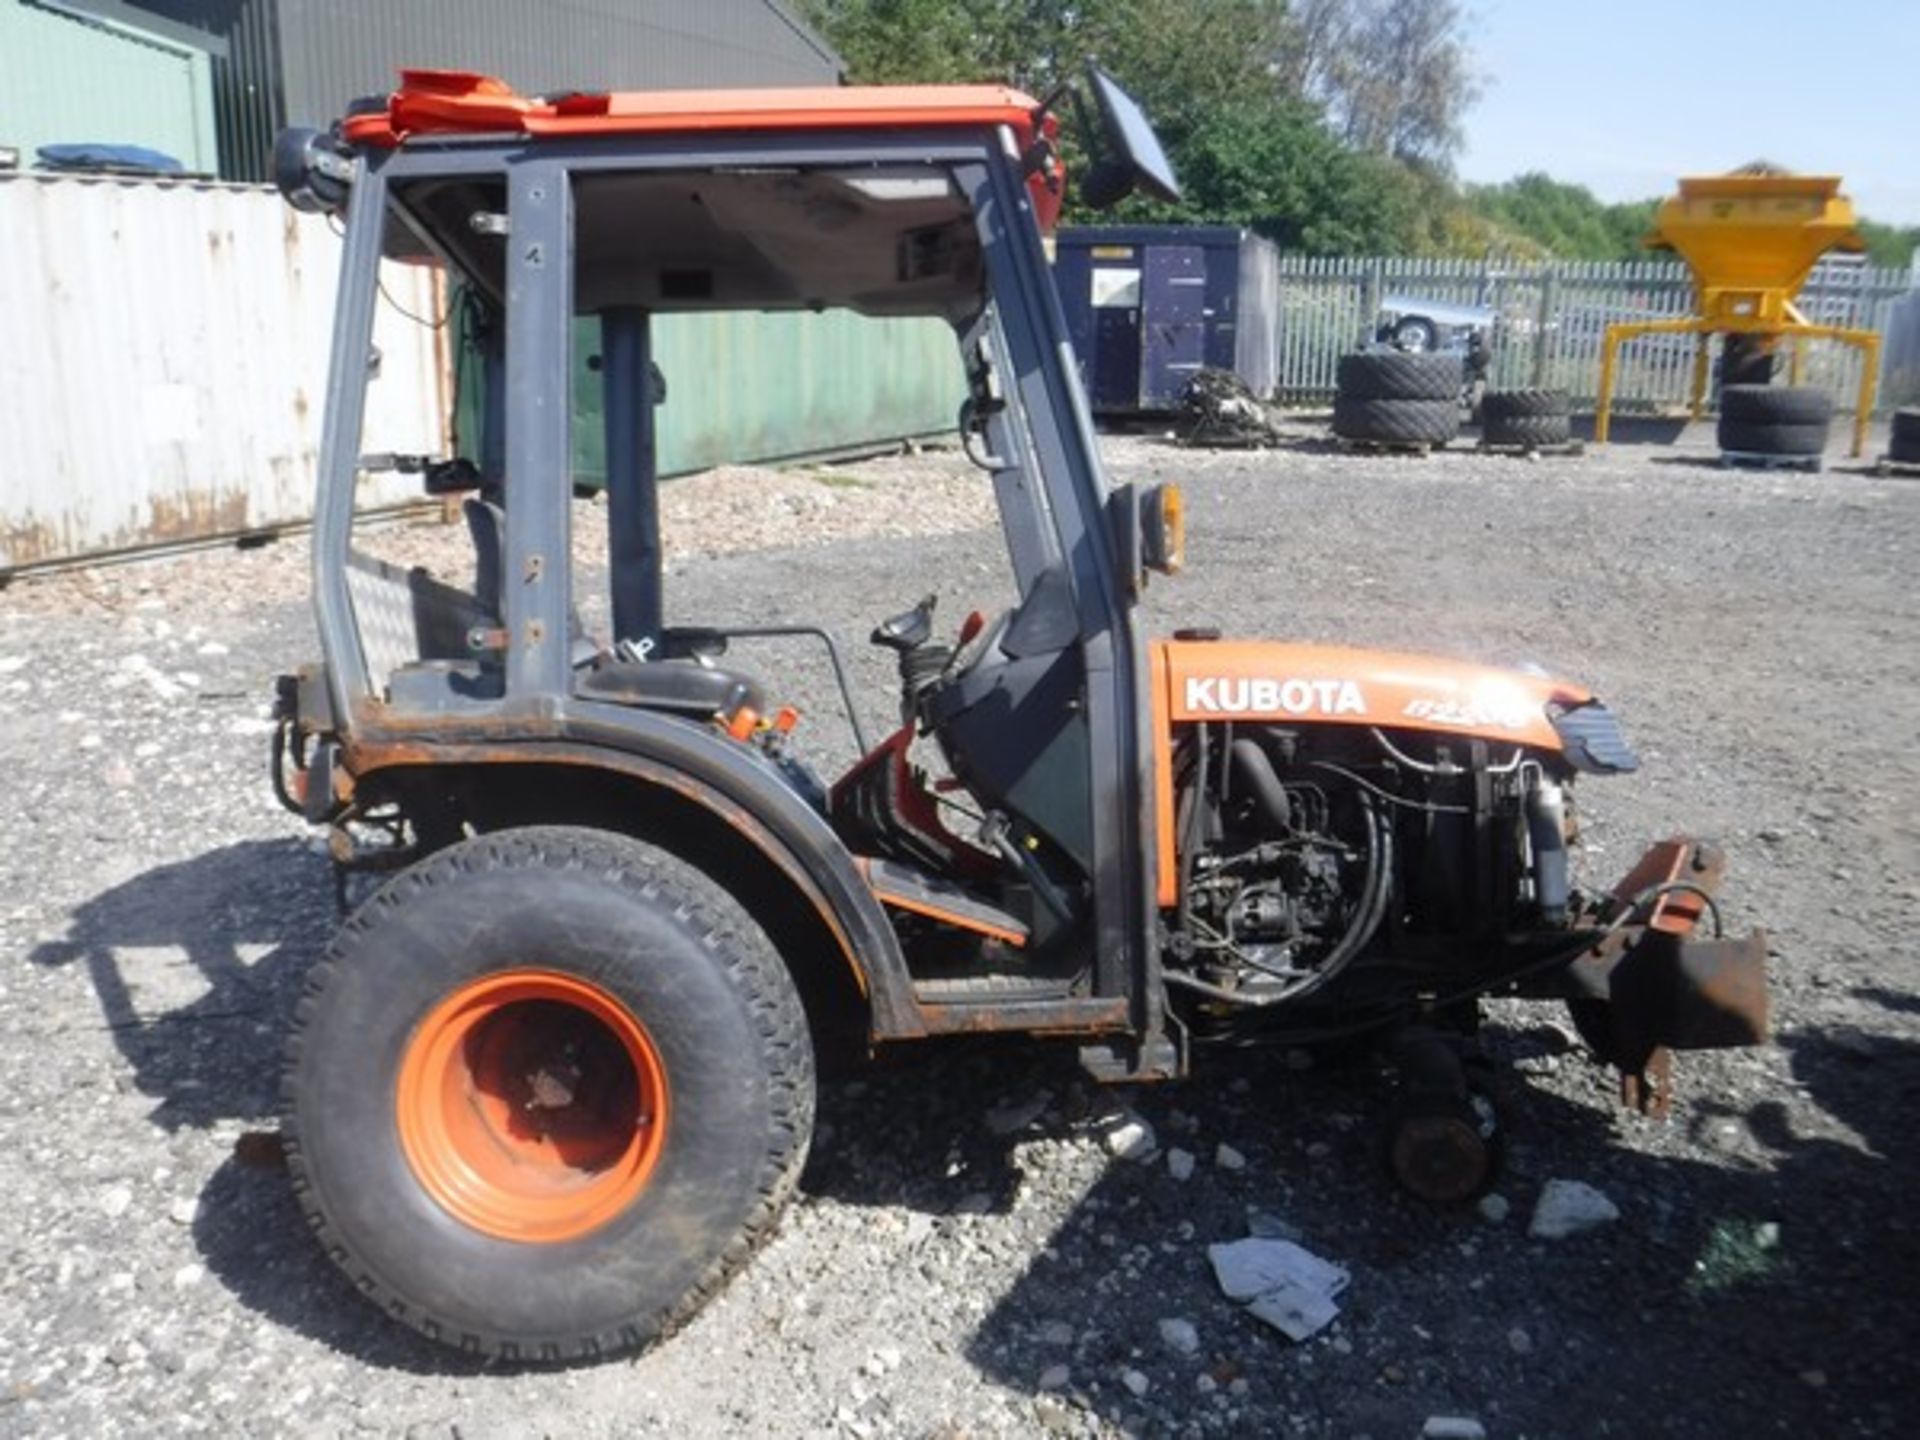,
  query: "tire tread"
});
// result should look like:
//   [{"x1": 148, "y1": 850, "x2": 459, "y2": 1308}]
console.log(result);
[{"x1": 281, "y1": 825, "x2": 815, "y2": 1362}]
